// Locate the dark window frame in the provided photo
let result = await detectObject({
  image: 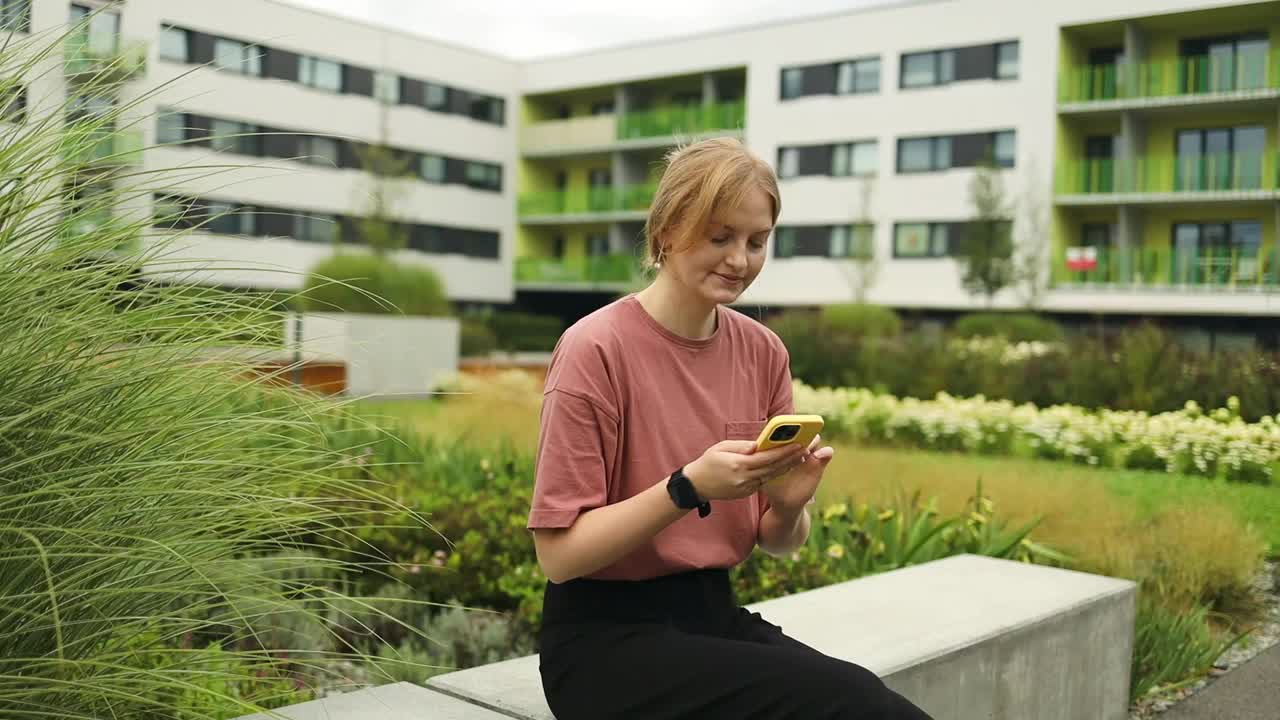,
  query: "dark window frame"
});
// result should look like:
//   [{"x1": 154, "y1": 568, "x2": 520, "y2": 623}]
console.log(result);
[{"x1": 780, "y1": 55, "x2": 882, "y2": 100}]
